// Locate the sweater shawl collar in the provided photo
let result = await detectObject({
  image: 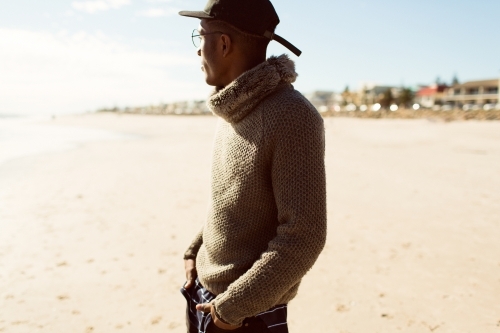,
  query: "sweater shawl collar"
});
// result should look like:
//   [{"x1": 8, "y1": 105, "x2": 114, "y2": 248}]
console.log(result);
[{"x1": 207, "y1": 54, "x2": 298, "y2": 123}]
